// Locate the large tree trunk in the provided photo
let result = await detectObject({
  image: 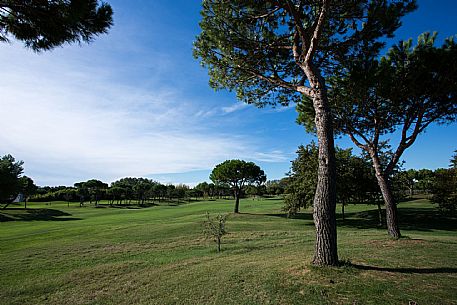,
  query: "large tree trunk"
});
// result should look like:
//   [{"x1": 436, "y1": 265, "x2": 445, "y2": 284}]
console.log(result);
[
  {"x1": 311, "y1": 88, "x2": 339, "y2": 266},
  {"x1": 234, "y1": 189, "x2": 240, "y2": 213},
  {"x1": 370, "y1": 154, "x2": 401, "y2": 238}
]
